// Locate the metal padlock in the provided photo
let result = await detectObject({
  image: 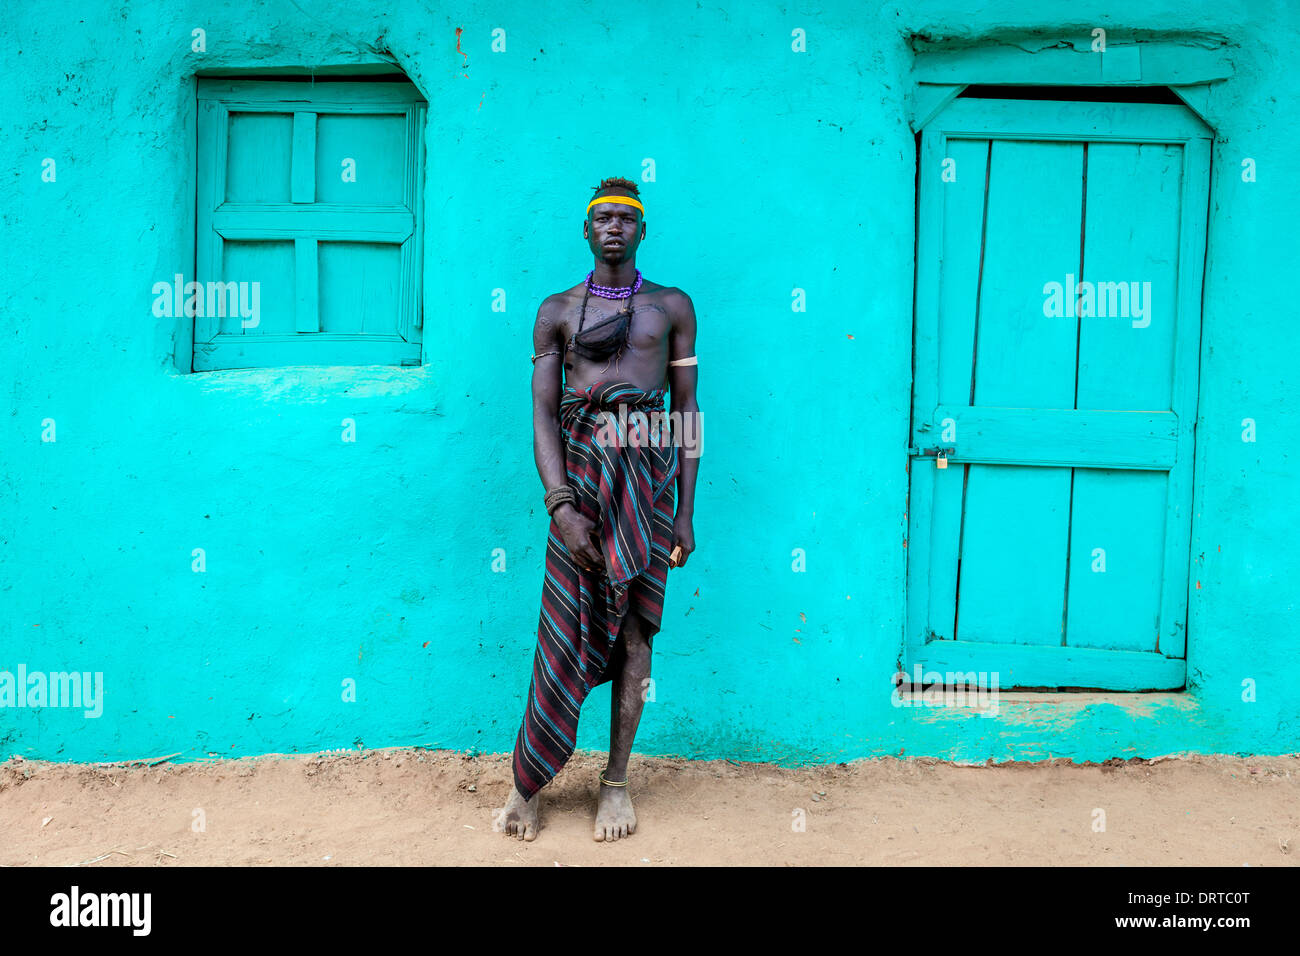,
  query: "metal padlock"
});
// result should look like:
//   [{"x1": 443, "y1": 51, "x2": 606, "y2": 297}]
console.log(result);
[{"x1": 936, "y1": 451, "x2": 948, "y2": 469}]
